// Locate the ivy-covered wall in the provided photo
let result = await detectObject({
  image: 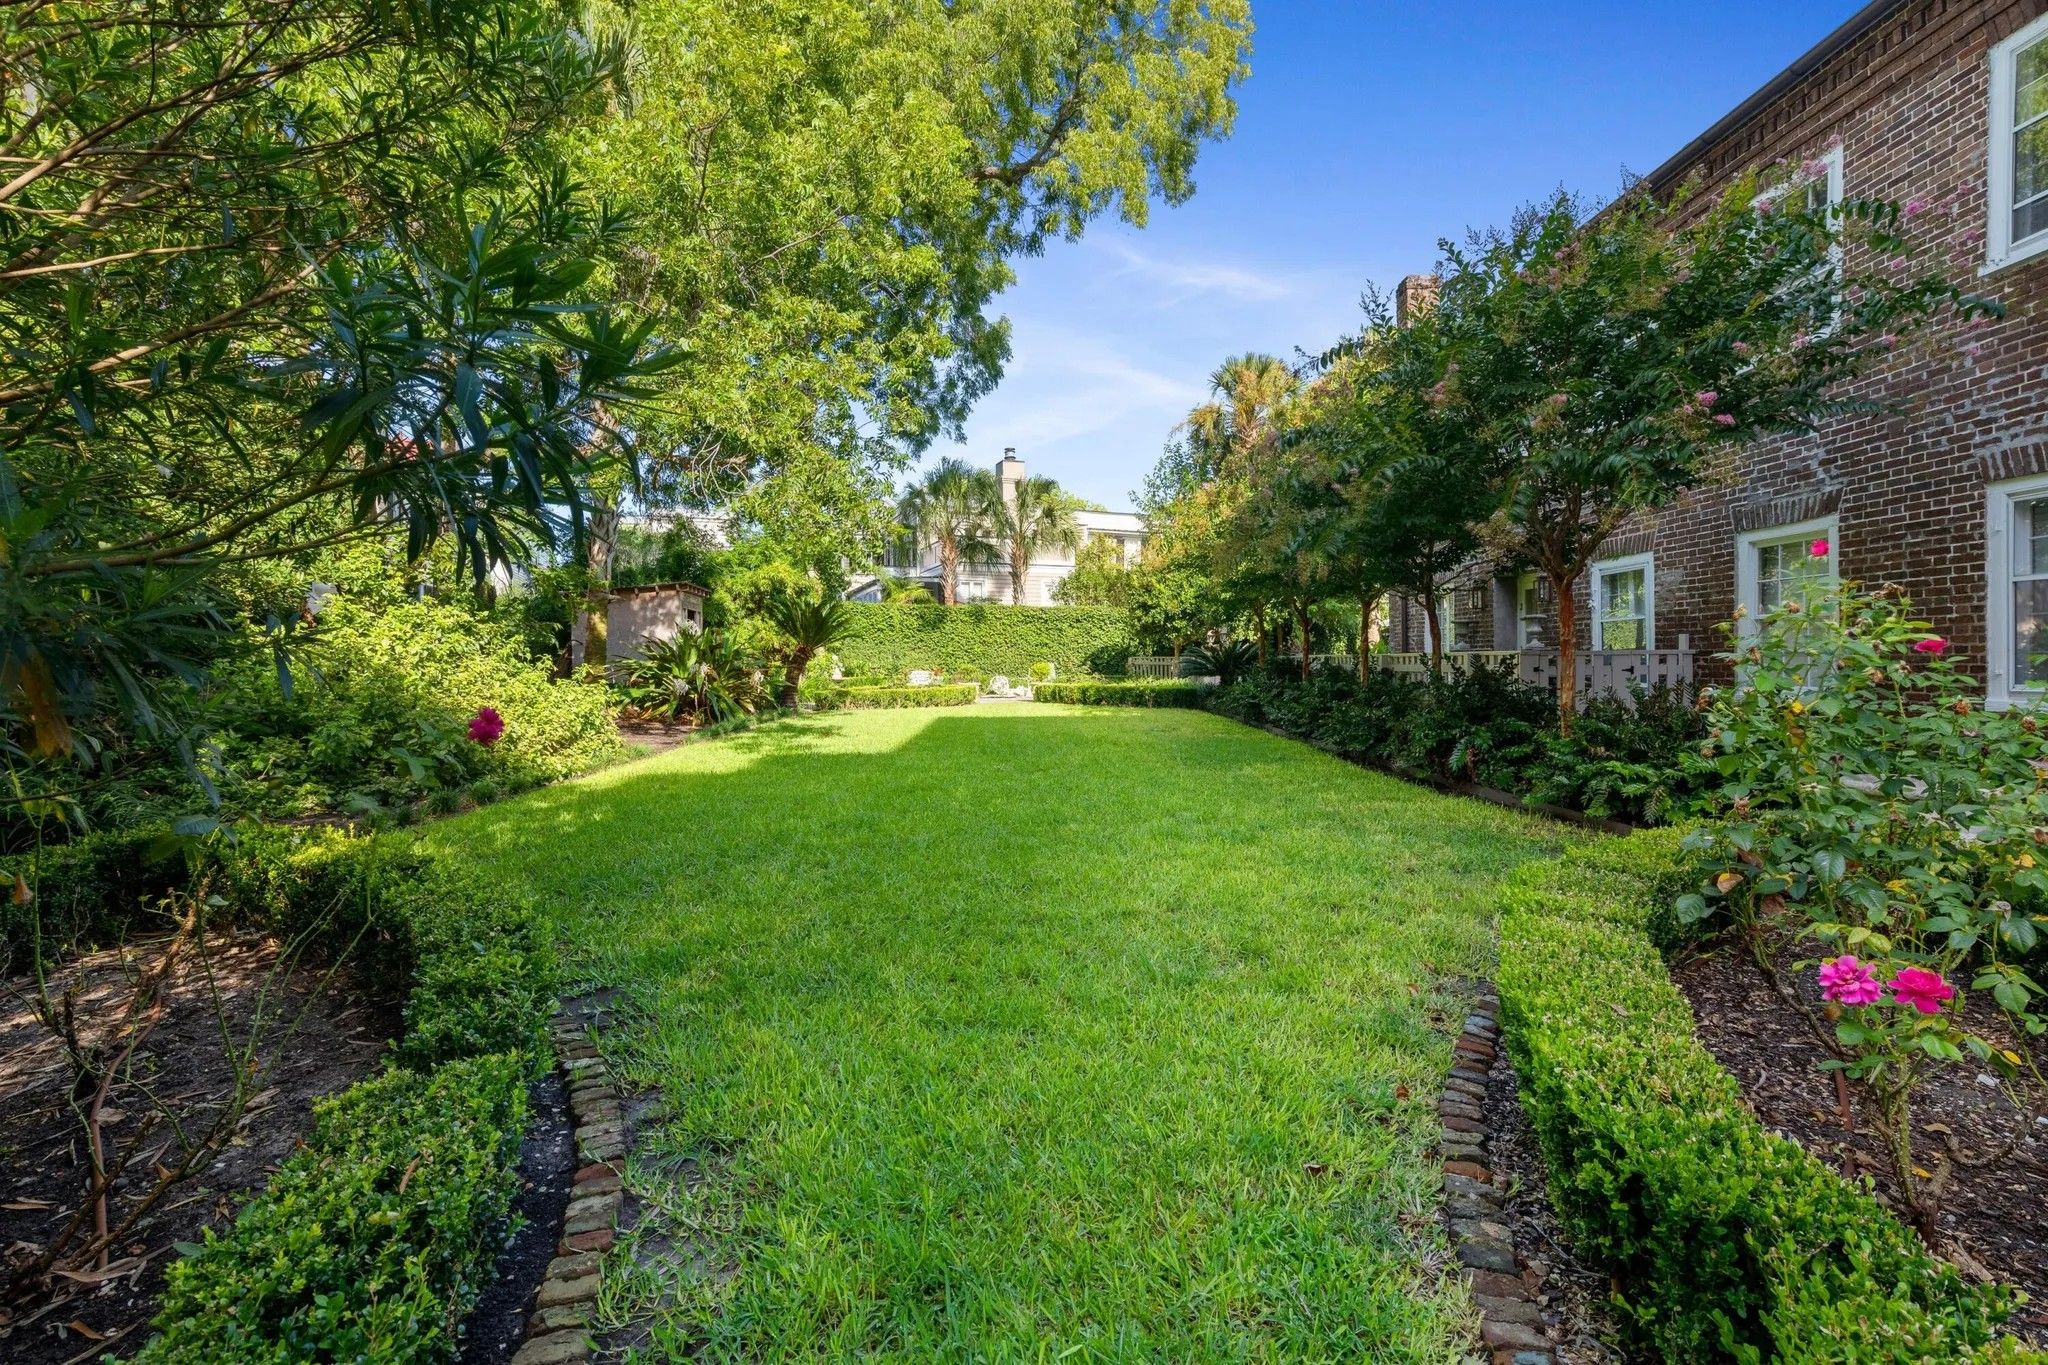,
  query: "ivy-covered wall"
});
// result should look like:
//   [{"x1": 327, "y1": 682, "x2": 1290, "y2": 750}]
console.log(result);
[{"x1": 834, "y1": 604, "x2": 1137, "y2": 679}]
